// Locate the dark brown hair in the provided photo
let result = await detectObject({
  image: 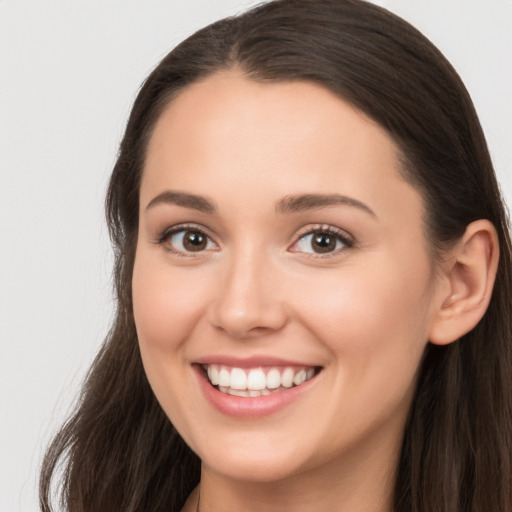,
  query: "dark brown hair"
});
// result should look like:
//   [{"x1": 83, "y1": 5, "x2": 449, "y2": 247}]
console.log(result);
[{"x1": 40, "y1": 1, "x2": 512, "y2": 510}]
